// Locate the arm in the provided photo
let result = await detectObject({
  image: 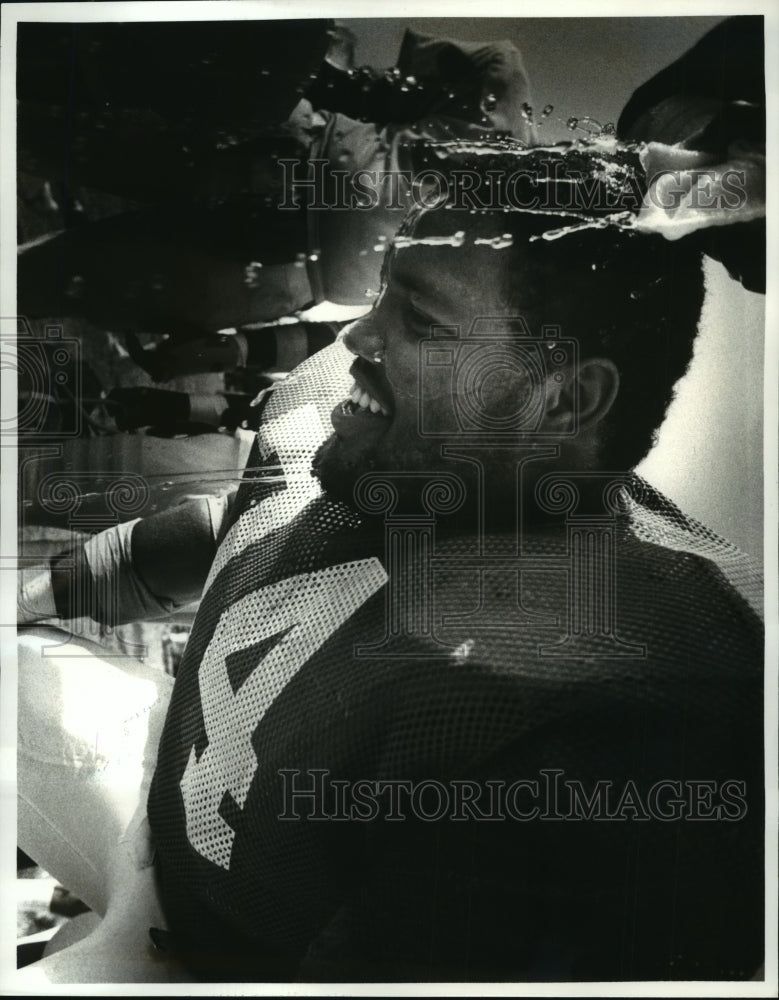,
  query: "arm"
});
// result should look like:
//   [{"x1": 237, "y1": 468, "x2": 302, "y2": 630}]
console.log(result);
[
  {"x1": 618, "y1": 15, "x2": 765, "y2": 291},
  {"x1": 618, "y1": 16, "x2": 764, "y2": 147},
  {"x1": 394, "y1": 30, "x2": 535, "y2": 140},
  {"x1": 18, "y1": 491, "x2": 235, "y2": 627}
]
